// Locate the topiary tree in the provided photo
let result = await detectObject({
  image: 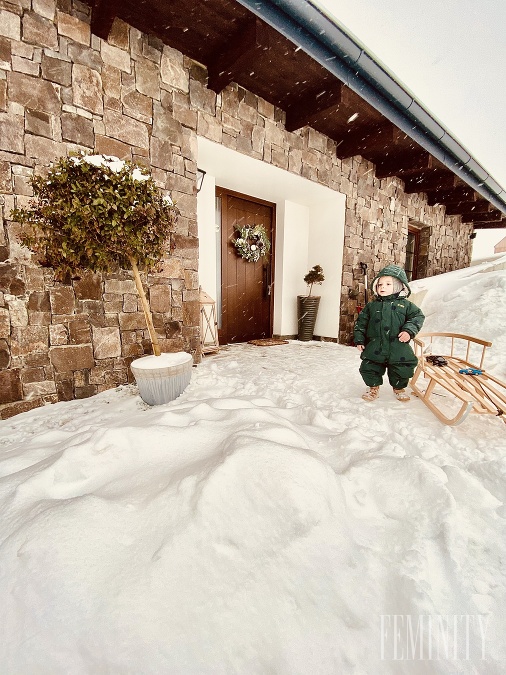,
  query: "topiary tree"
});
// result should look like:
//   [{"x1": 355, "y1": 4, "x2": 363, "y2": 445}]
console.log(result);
[
  {"x1": 11, "y1": 153, "x2": 177, "y2": 357},
  {"x1": 304, "y1": 265, "x2": 325, "y2": 296}
]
